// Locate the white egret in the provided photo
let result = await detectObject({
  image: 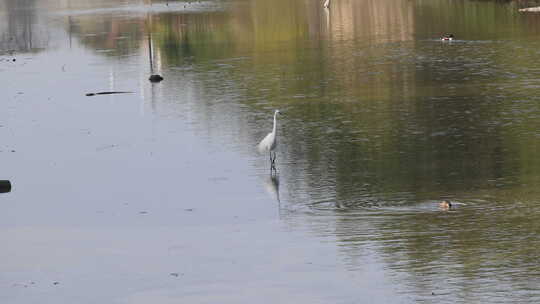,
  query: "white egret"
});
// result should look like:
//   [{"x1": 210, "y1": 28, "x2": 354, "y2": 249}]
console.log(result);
[
  {"x1": 258, "y1": 110, "x2": 281, "y2": 170},
  {"x1": 323, "y1": 0, "x2": 330, "y2": 8}
]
